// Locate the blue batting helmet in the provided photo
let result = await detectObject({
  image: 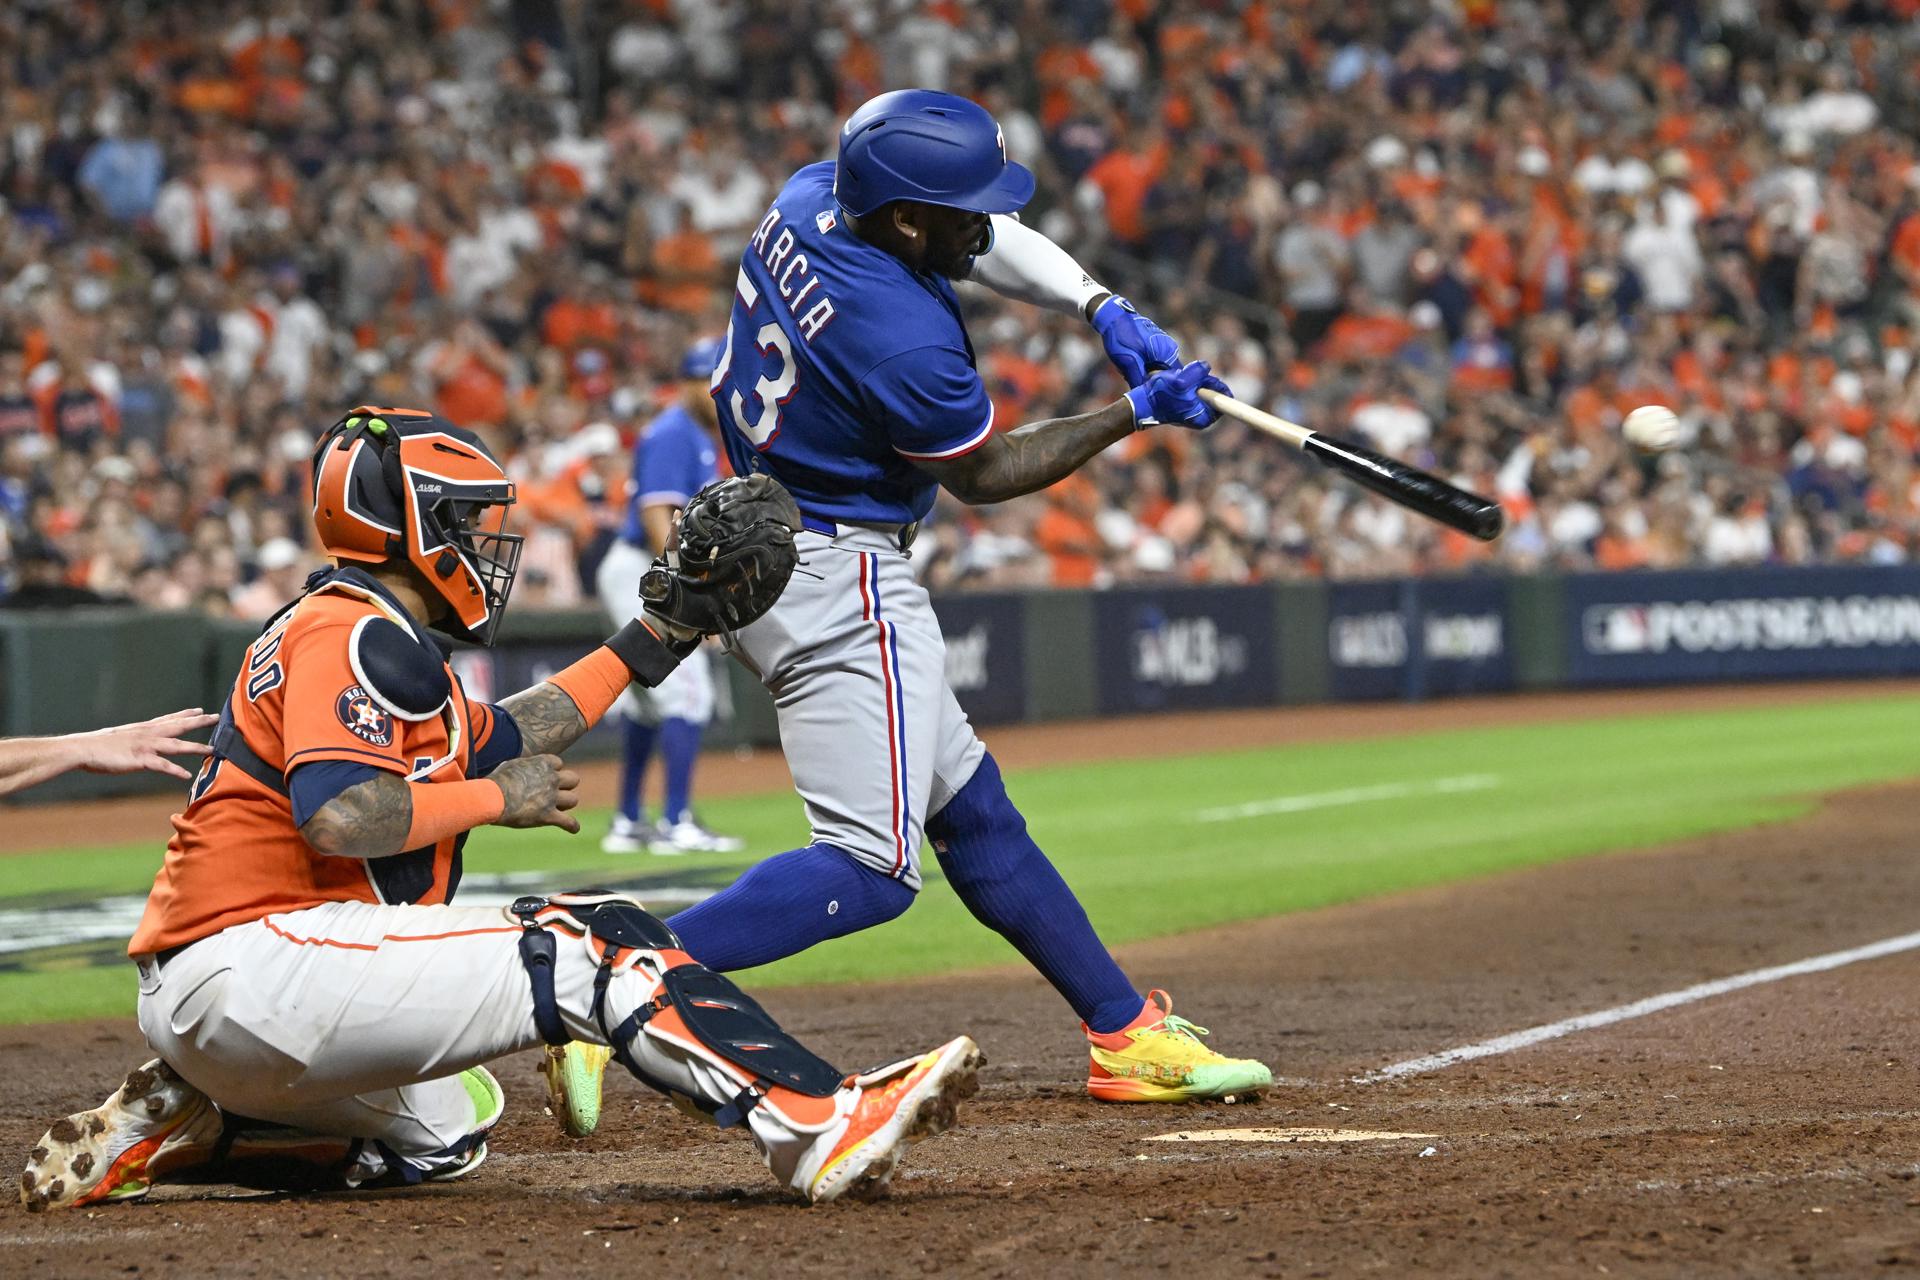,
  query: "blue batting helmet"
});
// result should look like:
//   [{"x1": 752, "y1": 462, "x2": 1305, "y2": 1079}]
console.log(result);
[
  {"x1": 679, "y1": 337, "x2": 726, "y2": 381},
  {"x1": 834, "y1": 89, "x2": 1035, "y2": 219}
]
